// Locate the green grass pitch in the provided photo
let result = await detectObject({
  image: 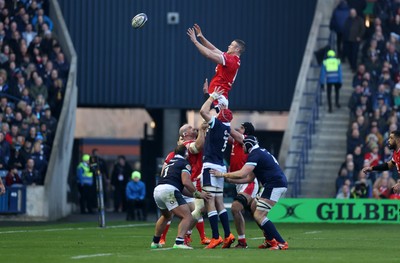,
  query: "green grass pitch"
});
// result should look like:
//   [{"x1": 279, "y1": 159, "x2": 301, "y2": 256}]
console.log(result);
[{"x1": 0, "y1": 220, "x2": 399, "y2": 263}]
